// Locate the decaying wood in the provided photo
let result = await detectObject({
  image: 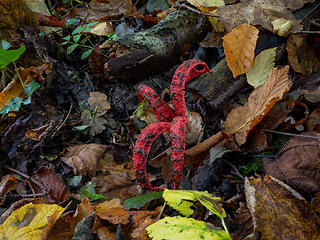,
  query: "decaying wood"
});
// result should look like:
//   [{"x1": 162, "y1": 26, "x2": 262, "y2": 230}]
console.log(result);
[{"x1": 105, "y1": 10, "x2": 211, "y2": 83}]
